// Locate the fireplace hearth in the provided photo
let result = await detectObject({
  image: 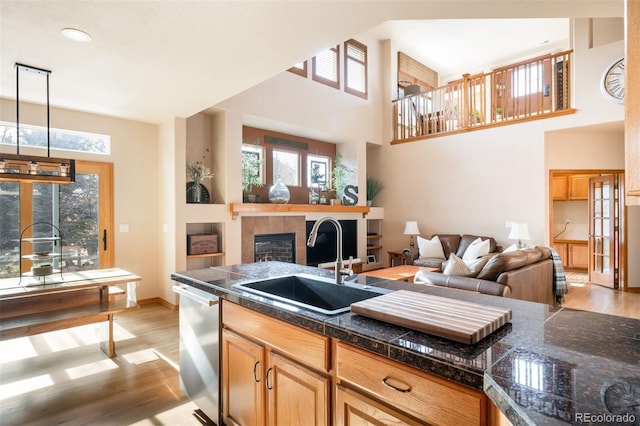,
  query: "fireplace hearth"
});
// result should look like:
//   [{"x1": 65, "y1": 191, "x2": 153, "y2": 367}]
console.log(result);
[{"x1": 254, "y1": 233, "x2": 296, "y2": 263}]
